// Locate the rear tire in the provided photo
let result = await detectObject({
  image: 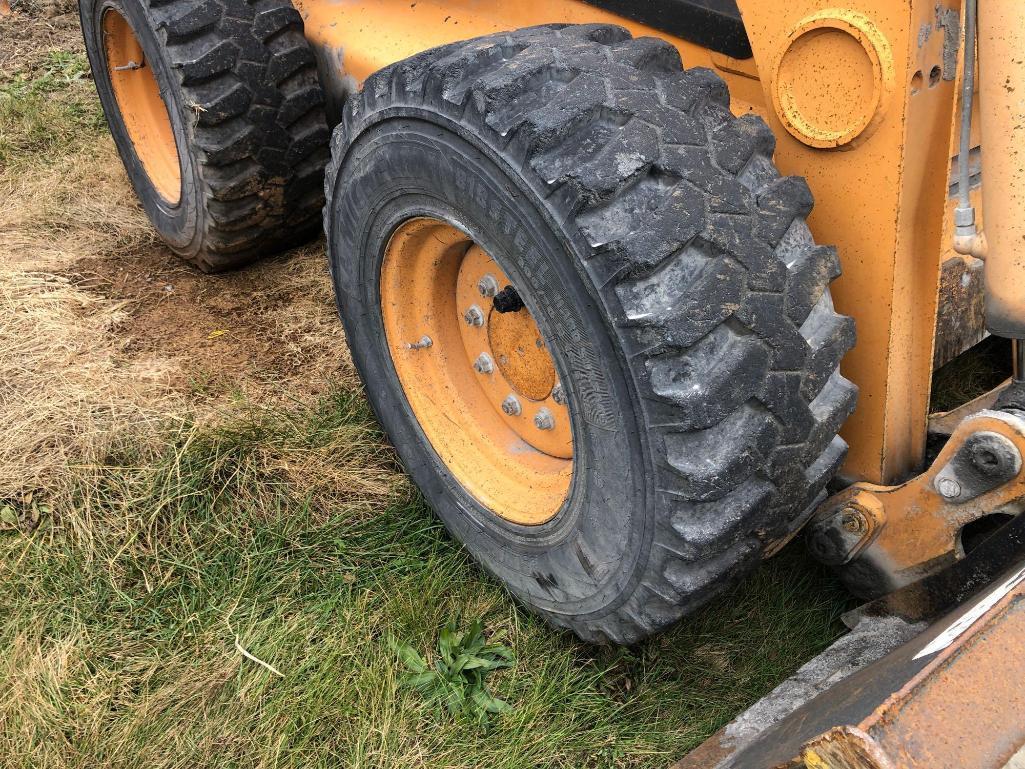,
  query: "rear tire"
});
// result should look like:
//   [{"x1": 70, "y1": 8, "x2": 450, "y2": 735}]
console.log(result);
[
  {"x1": 80, "y1": 0, "x2": 331, "y2": 272},
  {"x1": 326, "y1": 24, "x2": 857, "y2": 643}
]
